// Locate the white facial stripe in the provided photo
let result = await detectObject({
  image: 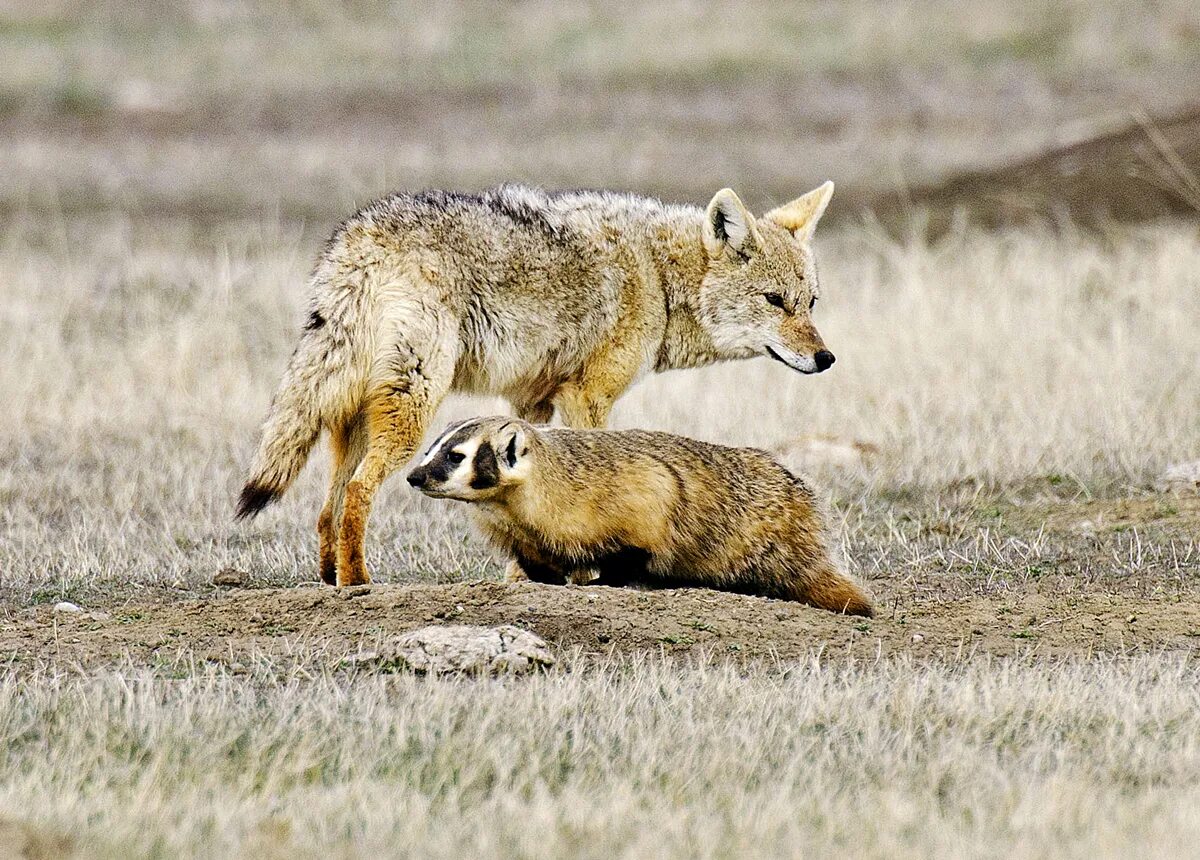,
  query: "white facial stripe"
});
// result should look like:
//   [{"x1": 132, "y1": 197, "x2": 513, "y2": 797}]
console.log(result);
[
  {"x1": 443, "y1": 438, "x2": 481, "y2": 488},
  {"x1": 417, "y1": 418, "x2": 474, "y2": 466}
]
